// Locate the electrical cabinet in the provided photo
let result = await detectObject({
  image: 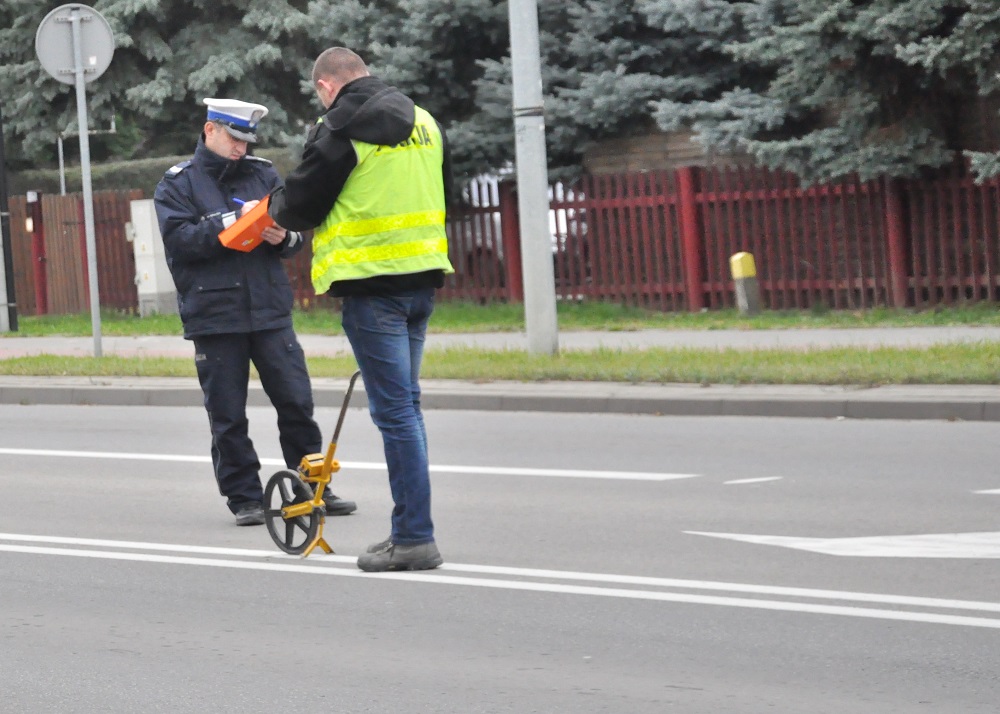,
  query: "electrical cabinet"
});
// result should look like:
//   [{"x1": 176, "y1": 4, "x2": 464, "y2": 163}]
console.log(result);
[{"x1": 127, "y1": 199, "x2": 178, "y2": 317}]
